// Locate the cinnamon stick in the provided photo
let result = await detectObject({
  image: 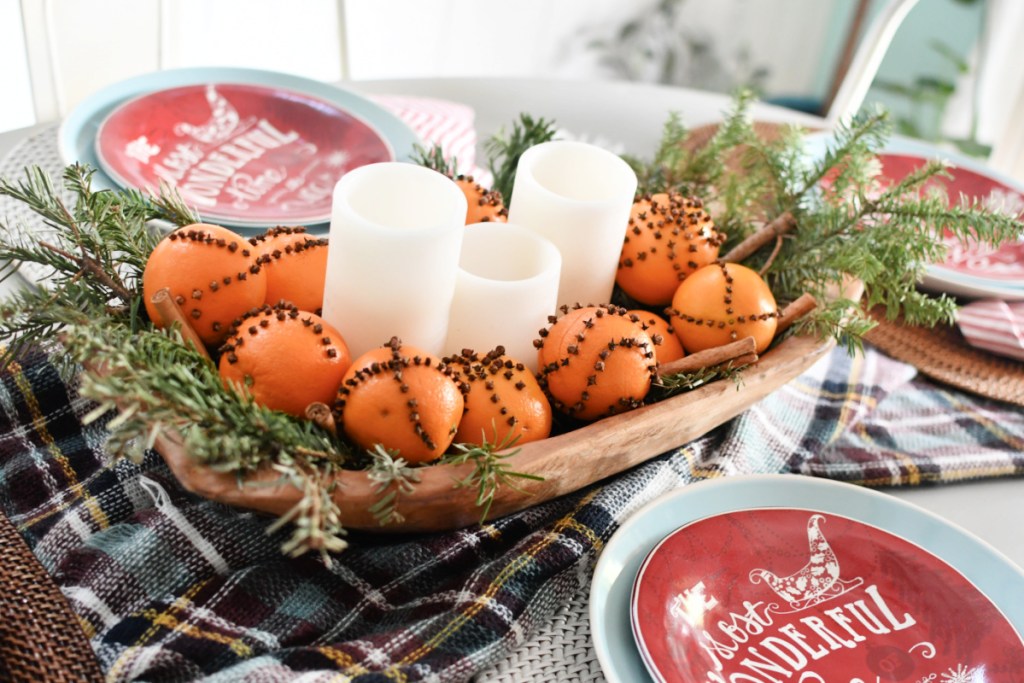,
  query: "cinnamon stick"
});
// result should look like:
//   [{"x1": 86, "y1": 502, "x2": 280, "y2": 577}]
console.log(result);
[
  {"x1": 656, "y1": 335, "x2": 756, "y2": 378},
  {"x1": 304, "y1": 402, "x2": 337, "y2": 437},
  {"x1": 727, "y1": 352, "x2": 759, "y2": 371},
  {"x1": 150, "y1": 287, "x2": 212, "y2": 361},
  {"x1": 722, "y1": 211, "x2": 797, "y2": 263},
  {"x1": 775, "y1": 293, "x2": 817, "y2": 335}
]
